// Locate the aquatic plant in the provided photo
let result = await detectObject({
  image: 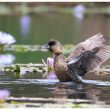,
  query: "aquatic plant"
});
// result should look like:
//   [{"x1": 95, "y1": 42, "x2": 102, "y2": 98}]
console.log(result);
[
  {"x1": 47, "y1": 57, "x2": 54, "y2": 71},
  {"x1": 42, "y1": 57, "x2": 57, "y2": 79},
  {"x1": 0, "y1": 89, "x2": 10, "y2": 103},
  {"x1": 0, "y1": 32, "x2": 16, "y2": 45}
]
